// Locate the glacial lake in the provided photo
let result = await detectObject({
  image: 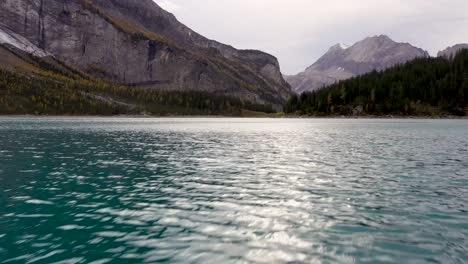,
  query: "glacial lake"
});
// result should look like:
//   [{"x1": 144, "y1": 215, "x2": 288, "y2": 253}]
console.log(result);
[{"x1": 0, "y1": 118, "x2": 467, "y2": 263}]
